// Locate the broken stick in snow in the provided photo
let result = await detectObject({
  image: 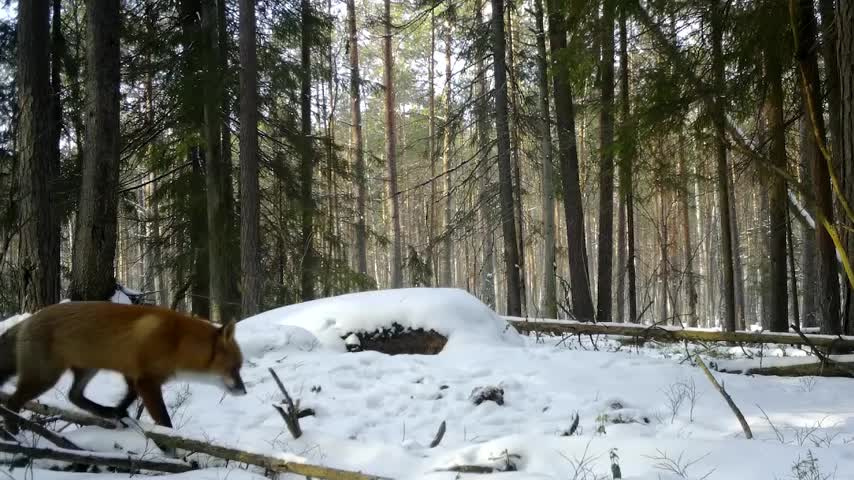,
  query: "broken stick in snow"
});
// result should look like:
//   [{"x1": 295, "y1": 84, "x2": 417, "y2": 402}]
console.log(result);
[
  {"x1": 269, "y1": 367, "x2": 304, "y2": 439},
  {"x1": 695, "y1": 355, "x2": 753, "y2": 439},
  {"x1": 429, "y1": 421, "x2": 446, "y2": 448},
  {"x1": 0, "y1": 441, "x2": 194, "y2": 474}
]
